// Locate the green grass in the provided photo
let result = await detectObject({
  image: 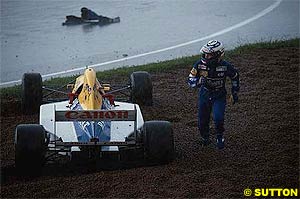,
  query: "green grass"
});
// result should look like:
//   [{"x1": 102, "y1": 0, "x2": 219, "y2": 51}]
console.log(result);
[
  {"x1": 1, "y1": 38, "x2": 299, "y2": 100},
  {"x1": 228, "y1": 38, "x2": 299, "y2": 56}
]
